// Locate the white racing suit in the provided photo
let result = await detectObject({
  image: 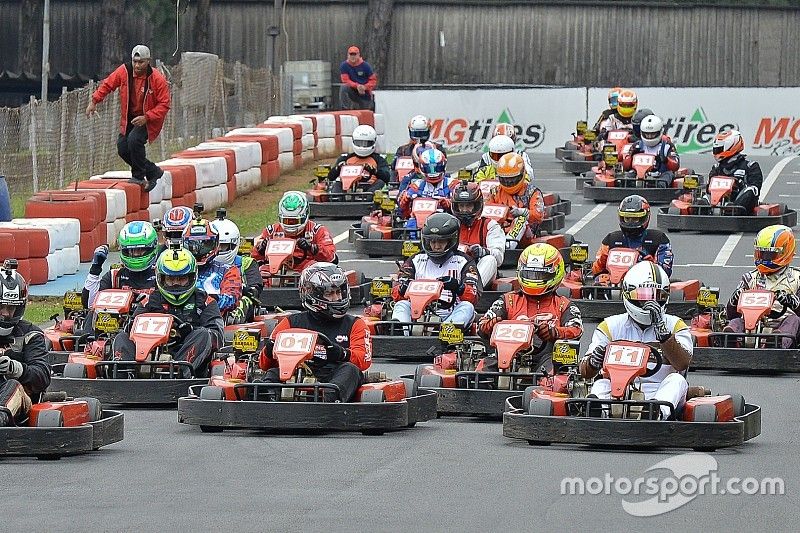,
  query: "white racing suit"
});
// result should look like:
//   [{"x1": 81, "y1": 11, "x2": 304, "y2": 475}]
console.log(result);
[
  {"x1": 459, "y1": 217, "x2": 506, "y2": 287},
  {"x1": 586, "y1": 313, "x2": 691, "y2": 419}
]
